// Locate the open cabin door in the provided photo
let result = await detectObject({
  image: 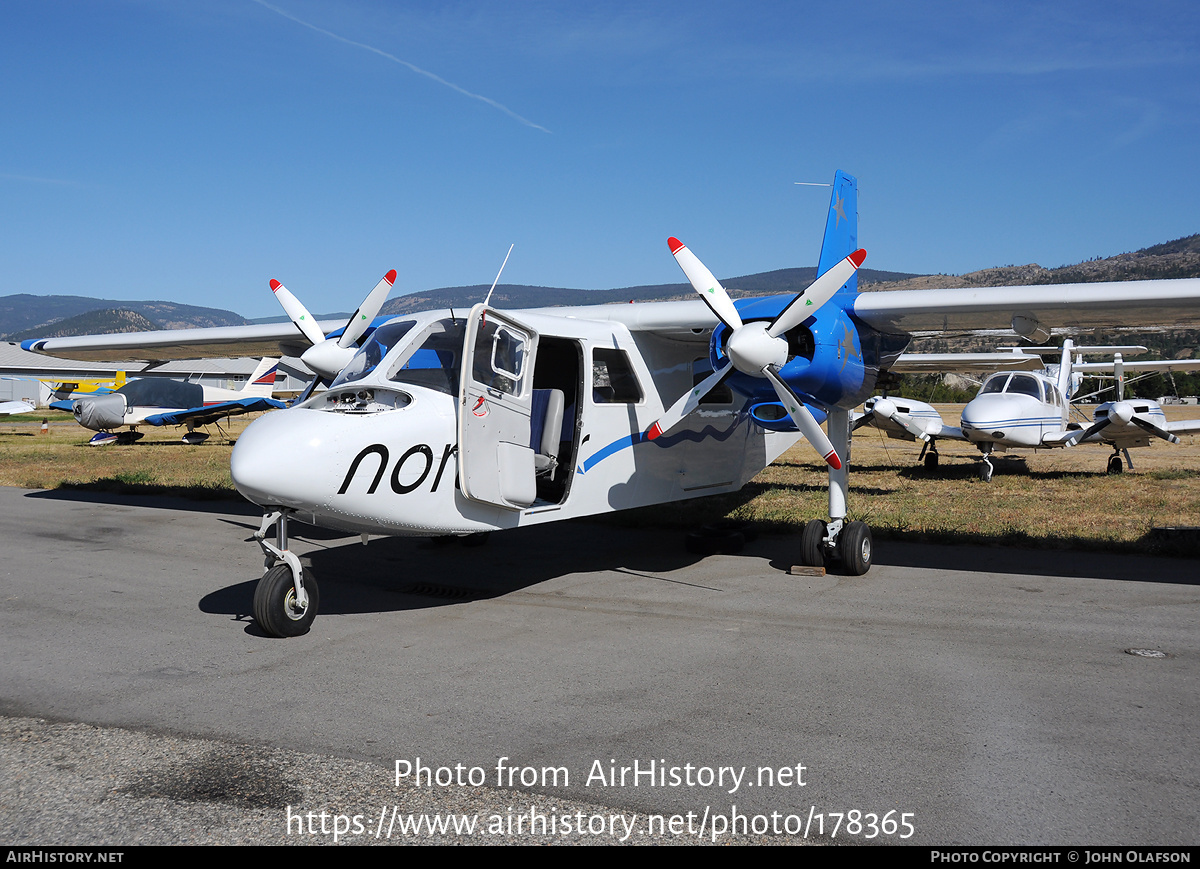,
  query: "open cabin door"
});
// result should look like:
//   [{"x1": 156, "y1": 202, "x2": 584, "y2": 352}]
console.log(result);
[{"x1": 457, "y1": 304, "x2": 539, "y2": 509}]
